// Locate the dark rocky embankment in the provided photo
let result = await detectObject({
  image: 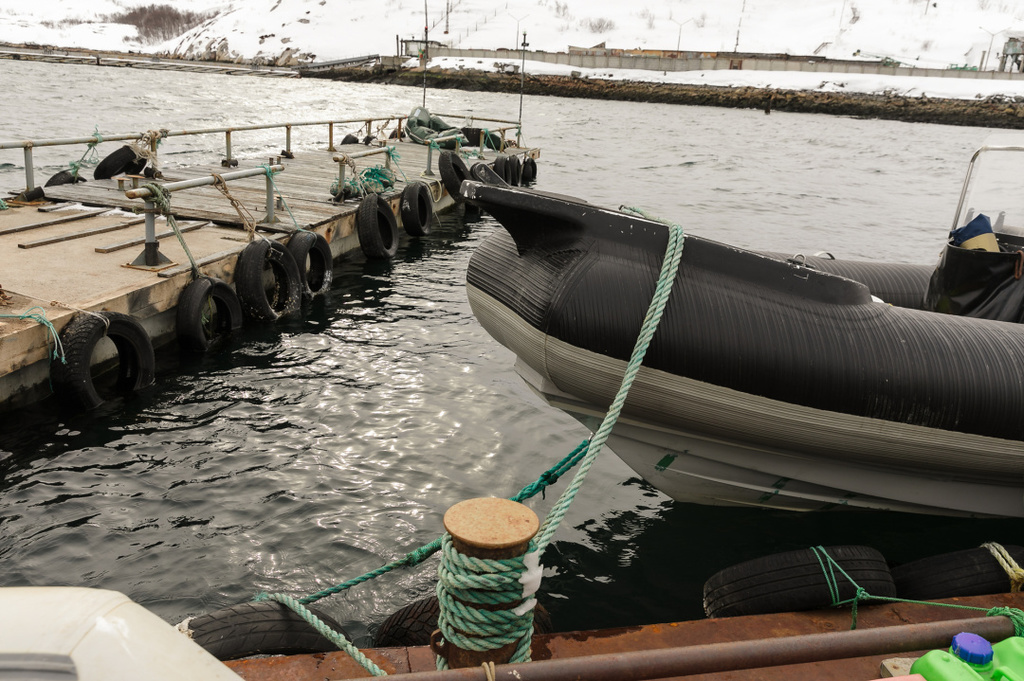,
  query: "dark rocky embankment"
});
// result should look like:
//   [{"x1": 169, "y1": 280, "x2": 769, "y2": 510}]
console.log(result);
[{"x1": 309, "y1": 66, "x2": 1024, "y2": 129}]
